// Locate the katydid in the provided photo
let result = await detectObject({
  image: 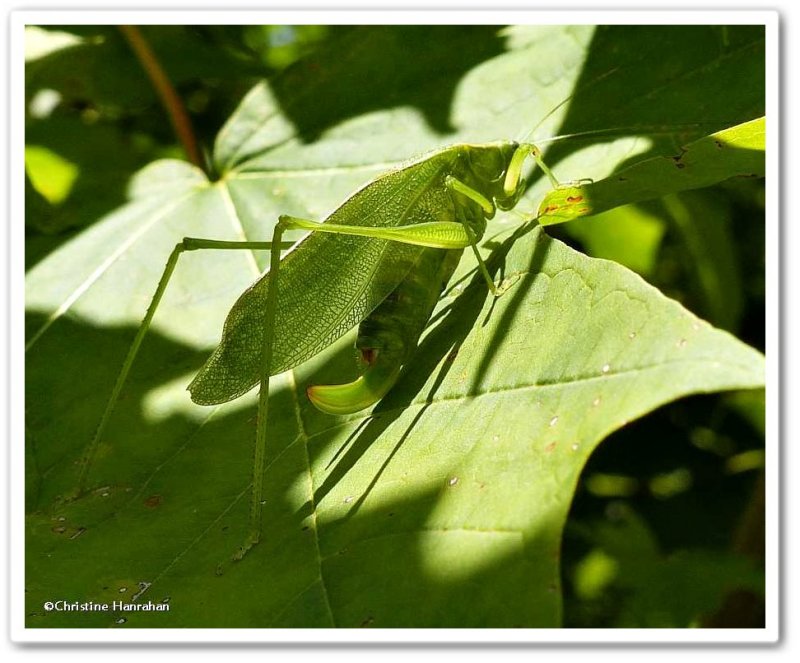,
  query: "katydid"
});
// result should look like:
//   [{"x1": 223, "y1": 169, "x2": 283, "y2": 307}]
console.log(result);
[{"x1": 73, "y1": 139, "x2": 562, "y2": 559}]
